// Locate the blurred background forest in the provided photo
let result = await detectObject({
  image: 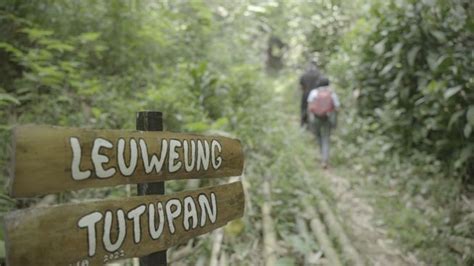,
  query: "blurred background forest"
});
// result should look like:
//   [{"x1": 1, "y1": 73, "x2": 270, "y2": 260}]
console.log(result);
[{"x1": 0, "y1": 0, "x2": 473, "y2": 265}]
